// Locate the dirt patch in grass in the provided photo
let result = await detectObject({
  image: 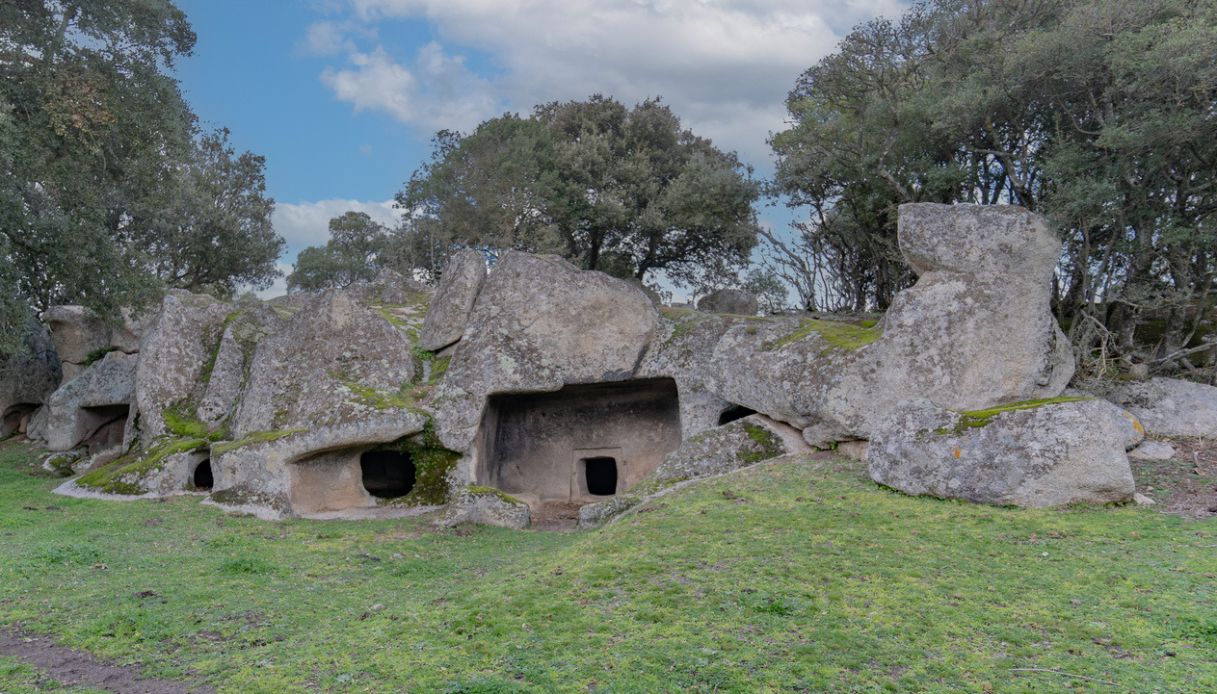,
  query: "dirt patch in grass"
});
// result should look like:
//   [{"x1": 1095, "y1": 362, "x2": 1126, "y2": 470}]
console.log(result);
[
  {"x1": 529, "y1": 500, "x2": 583, "y2": 531},
  {"x1": 0, "y1": 626, "x2": 212, "y2": 693},
  {"x1": 1131, "y1": 436, "x2": 1217, "y2": 519}
]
